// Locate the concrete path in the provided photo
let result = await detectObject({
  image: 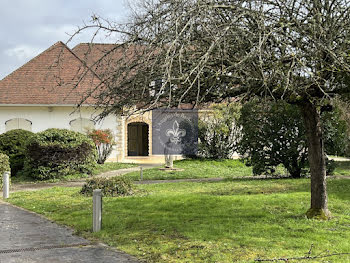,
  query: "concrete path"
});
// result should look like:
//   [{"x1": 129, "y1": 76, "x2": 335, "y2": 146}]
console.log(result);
[
  {"x1": 0, "y1": 201, "x2": 139, "y2": 263},
  {"x1": 97, "y1": 164, "x2": 161, "y2": 179},
  {"x1": 11, "y1": 165, "x2": 350, "y2": 193},
  {"x1": 12, "y1": 164, "x2": 161, "y2": 193}
]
